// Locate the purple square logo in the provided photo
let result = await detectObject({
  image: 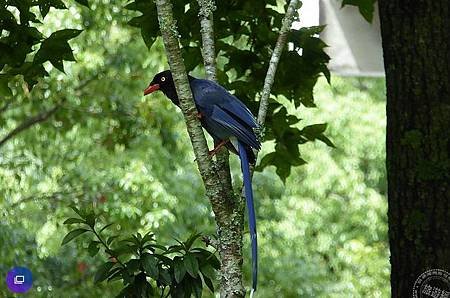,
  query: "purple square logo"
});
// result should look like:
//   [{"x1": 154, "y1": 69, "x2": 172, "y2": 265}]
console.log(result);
[{"x1": 6, "y1": 266, "x2": 33, "y2": 293}]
